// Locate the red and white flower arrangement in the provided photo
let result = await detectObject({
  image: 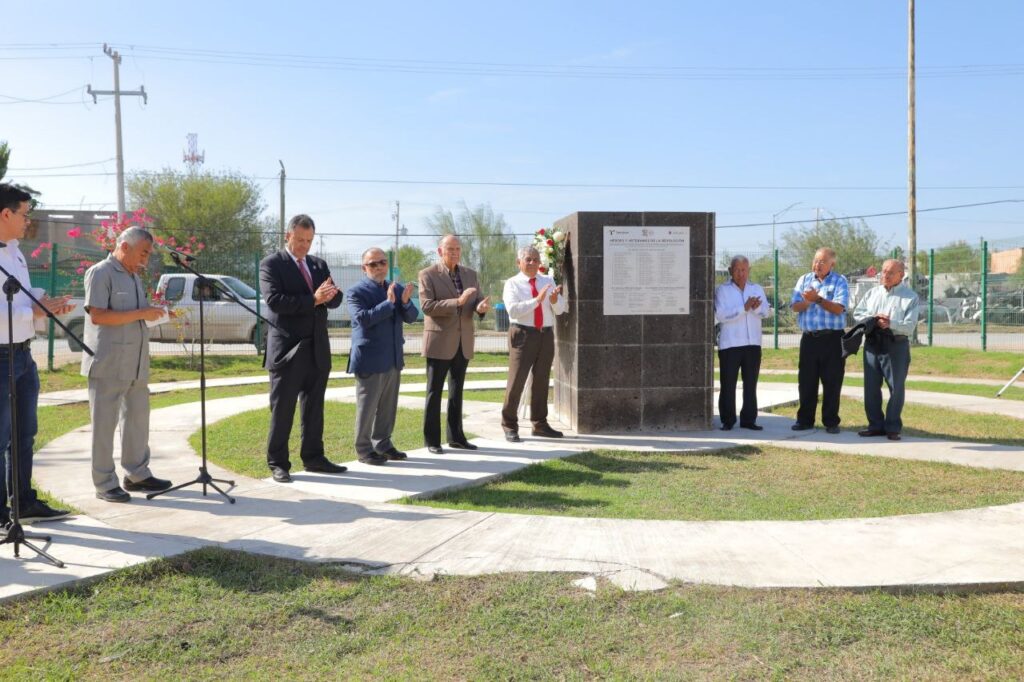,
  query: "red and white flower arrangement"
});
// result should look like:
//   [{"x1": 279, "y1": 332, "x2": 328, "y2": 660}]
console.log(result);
[{"x1": 532, "y1": 227, "x2": 566, "y2": 282}]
